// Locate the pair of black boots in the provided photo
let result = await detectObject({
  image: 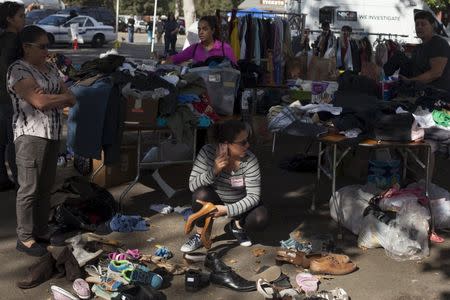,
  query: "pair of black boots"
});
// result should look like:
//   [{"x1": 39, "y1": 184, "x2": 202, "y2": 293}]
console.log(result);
[{"x1": 185, "y1": 252, "x2": 256, "y2": 292}]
